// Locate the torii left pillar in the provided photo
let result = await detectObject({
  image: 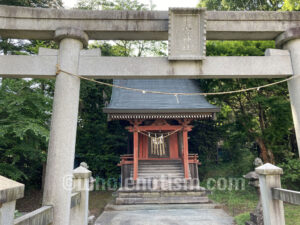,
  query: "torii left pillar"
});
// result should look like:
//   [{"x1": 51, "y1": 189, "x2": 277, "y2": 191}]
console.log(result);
[{"x1": 42, "y1": 28, "x2": 88, "y2": 225}]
